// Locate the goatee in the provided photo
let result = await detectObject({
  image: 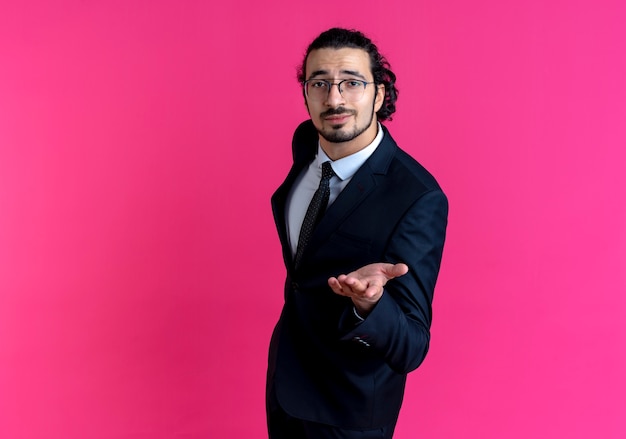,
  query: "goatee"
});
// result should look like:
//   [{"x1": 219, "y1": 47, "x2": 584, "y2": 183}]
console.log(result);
[{"x1": 316, "y1": 106, "x2": 374, "y2": 144}]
